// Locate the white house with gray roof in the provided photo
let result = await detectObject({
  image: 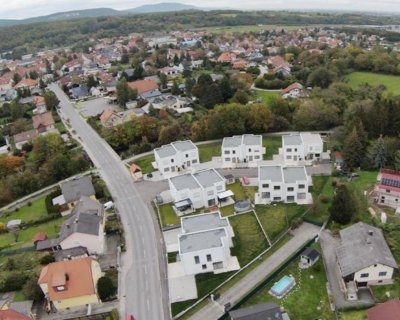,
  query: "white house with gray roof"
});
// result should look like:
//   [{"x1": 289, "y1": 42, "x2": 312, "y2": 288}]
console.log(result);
[
  {"x1": 153, "y1": 140, "x2": 199, "y2": 178},
  {"x1": 178, "y1": 211, "x2": 240, "y2": 275},
  {"x1": 255, "y1": 165, "x2": 312, "y2": 205},
  {"x1": 336, "y1": 222, "x2": 397, "y2": 299},
  {"x1": 168, "y1": 168, "x2": 229, "y2": 211},
  {"x1": 221, "y1": 134, "x2": 265, "y2": 168},
  {"x1": 280, "y1": 133, "x2": 323, "y2": 166}
]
